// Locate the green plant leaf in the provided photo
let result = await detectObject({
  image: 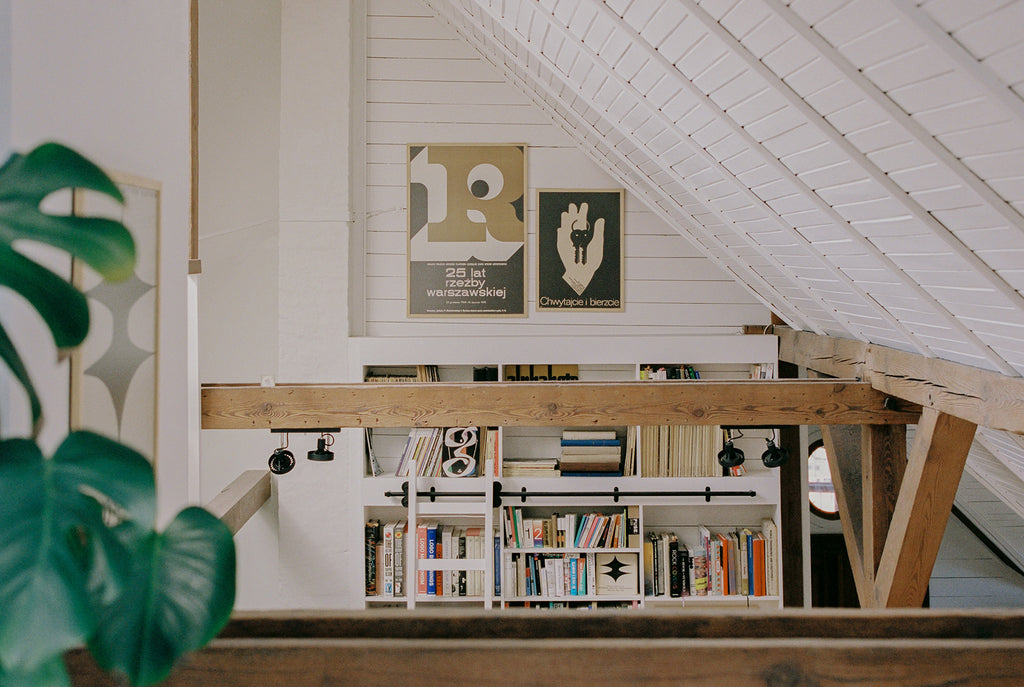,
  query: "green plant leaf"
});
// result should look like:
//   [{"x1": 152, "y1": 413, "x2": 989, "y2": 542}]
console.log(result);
[
  {"x1": 0, "y1": 434, "x2": 156, "y2": 672},
  {"x1": 0, "y1": 323, "x2": 41, "y2": 430},
  {"x1": 0, "y1": 142, "x2": 123, "y2": 205},
  {"x1": 88, "y1": 508, "x2": 236, "y2": 687},
  {"x1": 0, "y1": 142, "x2": 133, "y2": 281},
  {"x1": 0, "y1": 245, "x2": 89, "y2": 349},
  {"x1": 0, "y1": 656, "x2": 71, "y2": 687}
]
